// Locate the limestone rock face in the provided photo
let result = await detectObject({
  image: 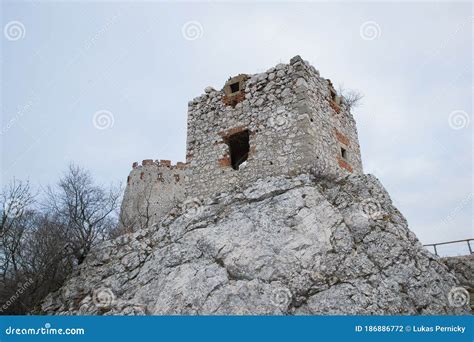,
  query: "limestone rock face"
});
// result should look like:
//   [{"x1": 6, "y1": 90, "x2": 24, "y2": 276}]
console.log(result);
[
  {"x1": 41, "y1": 174, "x2": 469, "y2": 315},
  {"x1": 441, "y1": 255, "x2": 474, "y2": 289},
  {"x1": 441, "y1": 255, "x2": 474, "y2": 310}
]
